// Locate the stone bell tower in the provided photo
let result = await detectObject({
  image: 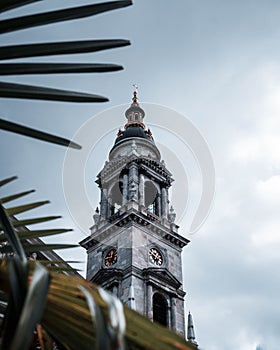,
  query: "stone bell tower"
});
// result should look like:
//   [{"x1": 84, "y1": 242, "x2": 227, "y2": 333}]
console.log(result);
[{"x1": 80, "y1": 89, "x2": 190, "y2": 336}]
